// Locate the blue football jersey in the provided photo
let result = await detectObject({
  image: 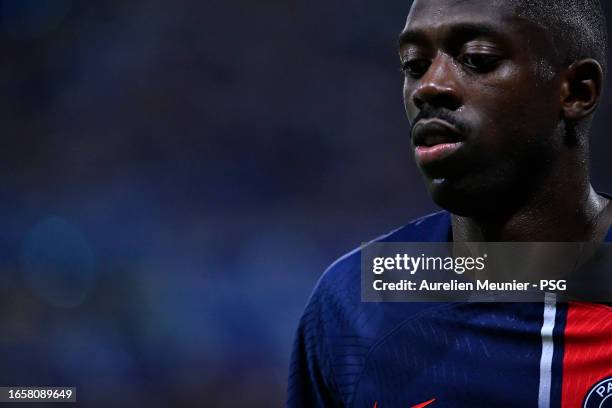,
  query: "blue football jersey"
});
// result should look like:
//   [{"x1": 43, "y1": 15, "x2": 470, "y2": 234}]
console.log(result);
[{"x1": 287, "y1": 211, "x2": 612, "y2": 408}]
